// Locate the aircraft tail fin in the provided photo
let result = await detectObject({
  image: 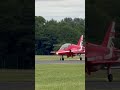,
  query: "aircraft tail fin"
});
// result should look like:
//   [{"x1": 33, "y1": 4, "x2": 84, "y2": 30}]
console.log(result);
[
  {"x1": 77, "y1": 35, "x2": 83, "y2": 47},
  {"x1": 102, "y1": 21, "x2": 115, "y2": 48}
]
